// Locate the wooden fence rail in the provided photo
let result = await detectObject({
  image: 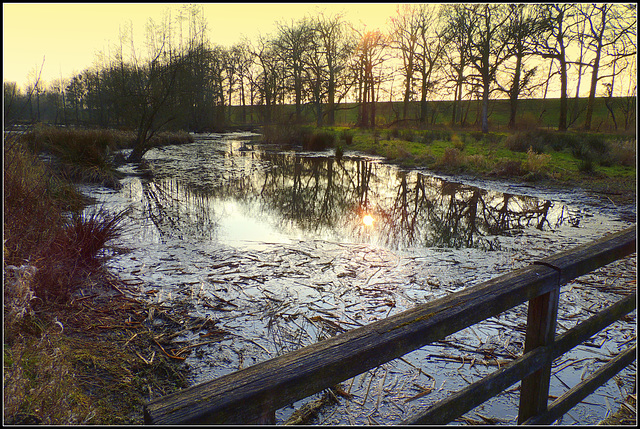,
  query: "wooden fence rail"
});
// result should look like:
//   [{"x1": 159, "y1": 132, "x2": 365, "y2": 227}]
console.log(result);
[{"x1": 144, "y1": 226, "x2": 636, "y2": 425}]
